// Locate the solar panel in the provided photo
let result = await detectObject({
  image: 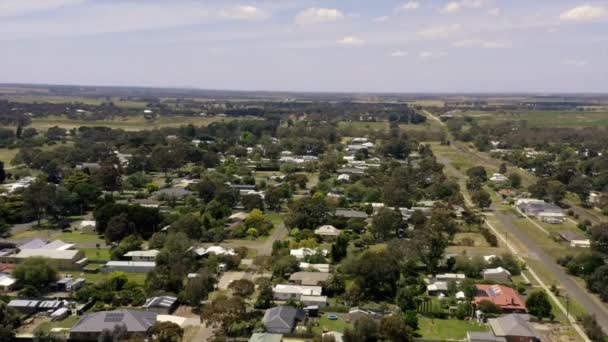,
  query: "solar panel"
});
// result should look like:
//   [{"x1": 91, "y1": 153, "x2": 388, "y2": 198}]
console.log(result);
[{"x1": 104, "y1": 313, "x2": 124, "y2": 322}]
